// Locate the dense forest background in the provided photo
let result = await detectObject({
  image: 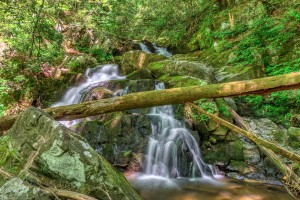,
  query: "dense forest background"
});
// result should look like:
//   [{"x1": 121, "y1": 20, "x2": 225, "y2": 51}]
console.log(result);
[{"x1": 0, "y1": 0, "x2": 299, "y2": 126}]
